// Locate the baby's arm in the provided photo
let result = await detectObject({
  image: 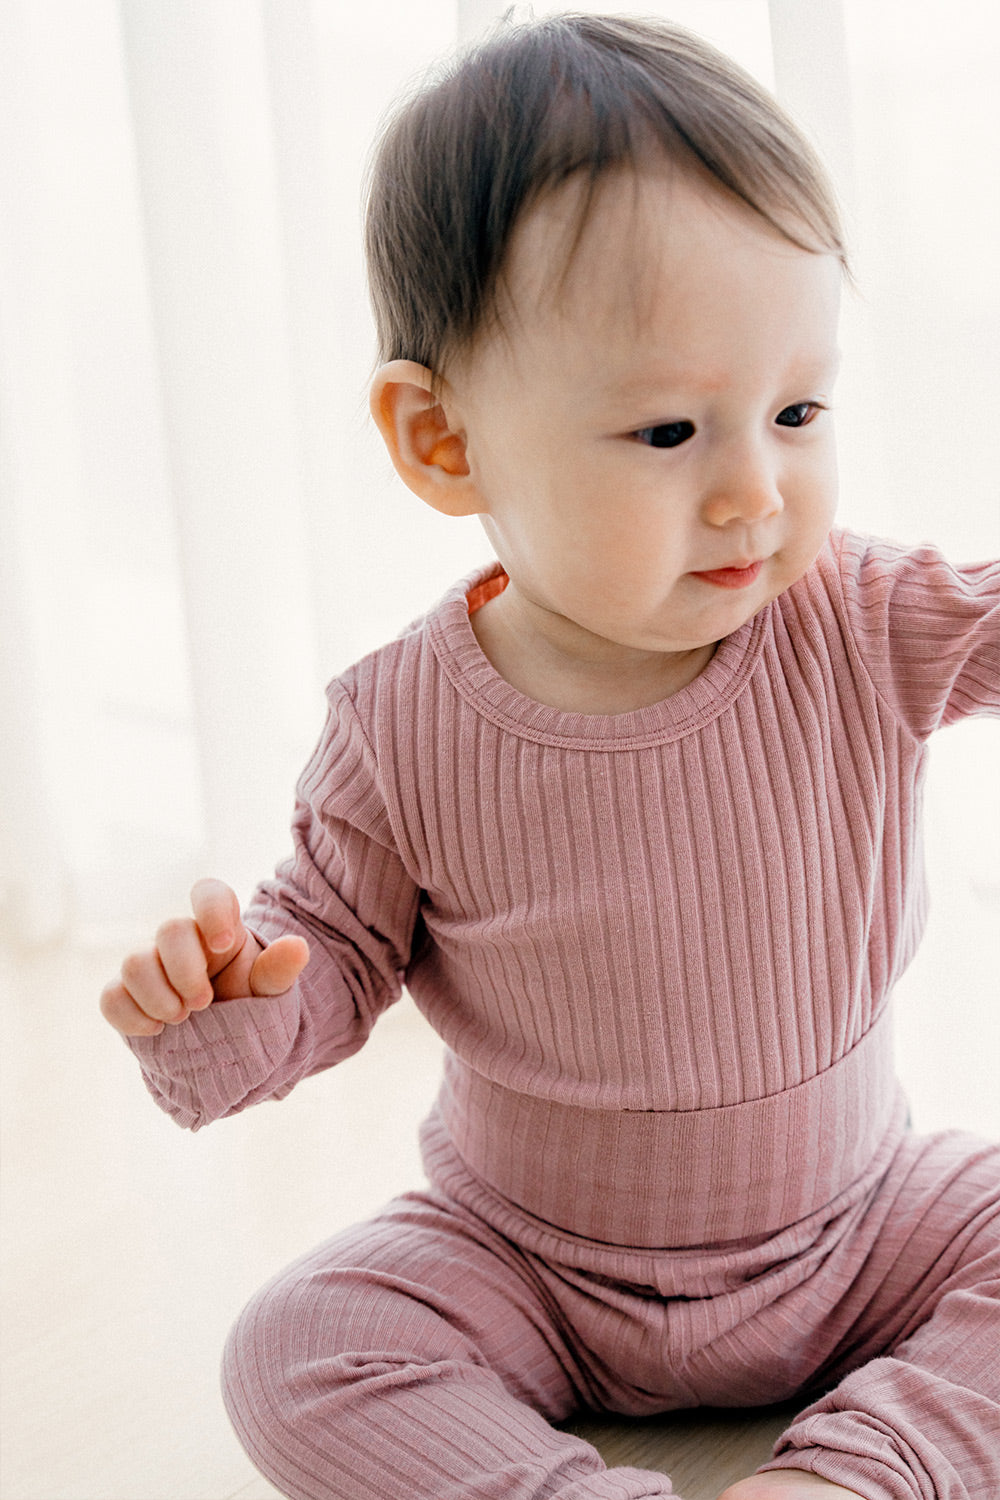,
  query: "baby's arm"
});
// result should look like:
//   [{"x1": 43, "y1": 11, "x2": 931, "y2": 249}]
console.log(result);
[
  {"x1": 100, "y1": 877, "x2": 309, "y2": 1038},
  {"x1": 102, "y1": 676, "x2": 420, "y2": 1129},
  {"x1": 833, "y1": 531, "x2": 1000, "y2": 735}
]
